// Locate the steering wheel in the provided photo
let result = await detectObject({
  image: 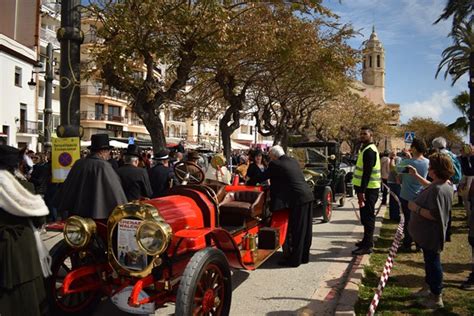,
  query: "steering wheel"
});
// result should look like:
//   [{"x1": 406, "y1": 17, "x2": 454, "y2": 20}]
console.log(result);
[{"x1": 174, "y1": 161, "x2": 205, "y2": 185}]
